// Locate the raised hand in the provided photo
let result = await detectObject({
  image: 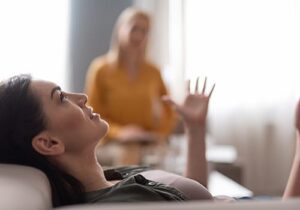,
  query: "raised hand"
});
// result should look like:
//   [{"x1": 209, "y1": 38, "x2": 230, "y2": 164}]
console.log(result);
[
  {"x1": 163, "y1": 77, "x2": 215, "y2": 127},
  {"x1": 163, "y1": 77, "x2": 215, "y2": 187}
]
